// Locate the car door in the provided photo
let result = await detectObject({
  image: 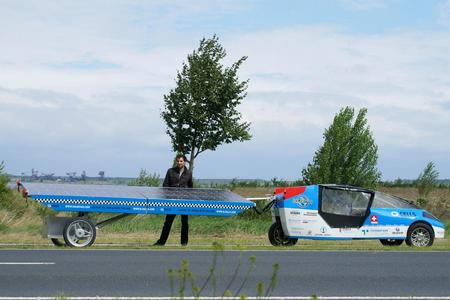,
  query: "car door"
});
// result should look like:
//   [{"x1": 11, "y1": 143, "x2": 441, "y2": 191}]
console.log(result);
[{"x1": 319, "y1": 185, "x2": 375, "y2": 228}]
